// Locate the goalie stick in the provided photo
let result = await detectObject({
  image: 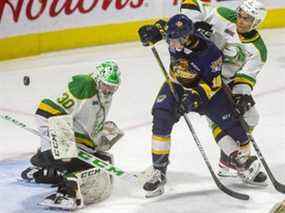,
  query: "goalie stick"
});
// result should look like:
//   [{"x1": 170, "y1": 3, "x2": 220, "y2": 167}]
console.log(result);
[
  {"x1": 150, "y1": 46, "x2": 250, "y2": 201},
  {"x1": 0, "y1": 112, "x2": 144, "y2": 185}
]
